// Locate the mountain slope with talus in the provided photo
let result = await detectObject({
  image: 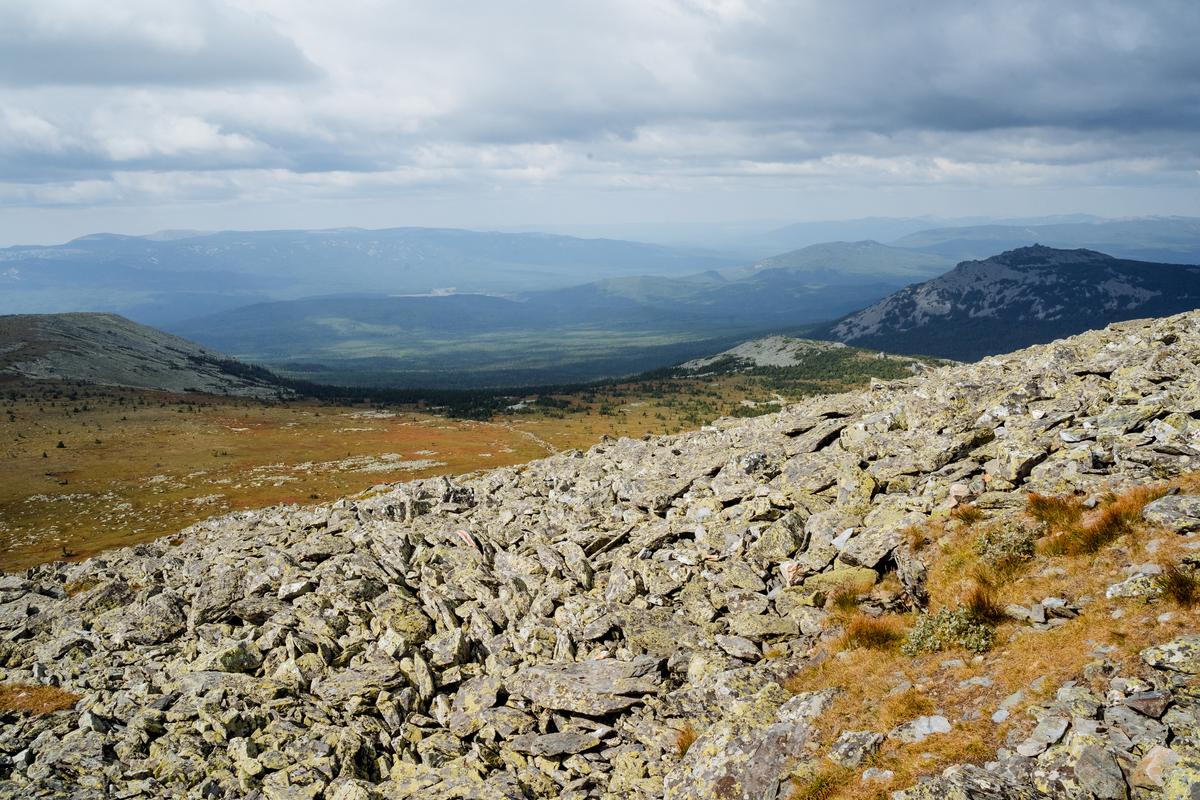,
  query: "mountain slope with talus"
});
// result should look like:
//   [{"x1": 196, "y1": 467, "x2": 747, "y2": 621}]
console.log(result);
[
  {"x1": 819, "y1": 245, "x2": 1200, "y2": 361},
  {"x1": 2, "y1": 311, "x2": 1200, "y2": 798}
]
